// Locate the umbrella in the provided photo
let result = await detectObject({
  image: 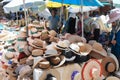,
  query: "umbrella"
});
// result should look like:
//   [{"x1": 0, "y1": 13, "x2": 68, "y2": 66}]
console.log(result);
[
  {"x1": 38, "y1": 8, "x2": 51, "y2": 19},
  {"x1": 67, "y1": 6, "x2": 98, "y2": 13},
  {"x1": 52, "y1": 0, "x2": 103, "y2": 6},
  {"x1": 46, "y1": 1, "x2": 68, "y2": 8},
  {"x1": 113, "y1": 0, "x2": 120, "y2": 8},
  {"x1": 52, "y1": 0, "x2": 103, "y2": 37},
  {"x1": 3, "y1": 0, "x2": 45, "y2": 13}
]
